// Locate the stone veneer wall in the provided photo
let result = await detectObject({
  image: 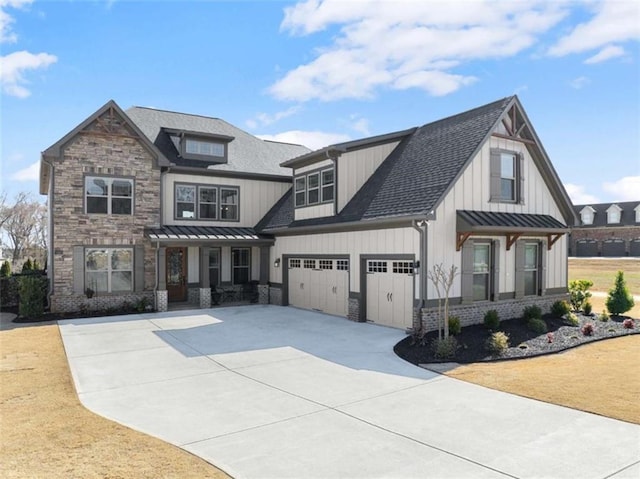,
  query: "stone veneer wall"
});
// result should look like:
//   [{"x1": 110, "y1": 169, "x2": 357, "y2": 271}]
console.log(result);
[
  {"x1": 419, "y1": 294, "x2": 569, "y2": 333},
  {"x1": 258, "y1": 284, "x2": 269, "y2": 304},
  {"x1": 347, "y1": 298, "x2": 361, "y2": 322},
  {"x1": 570, "y1": 227, "x2": 640, "y2": 256},
  {"x1": 49, "y1": 110, "x2": 161, "y2": 313}
]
